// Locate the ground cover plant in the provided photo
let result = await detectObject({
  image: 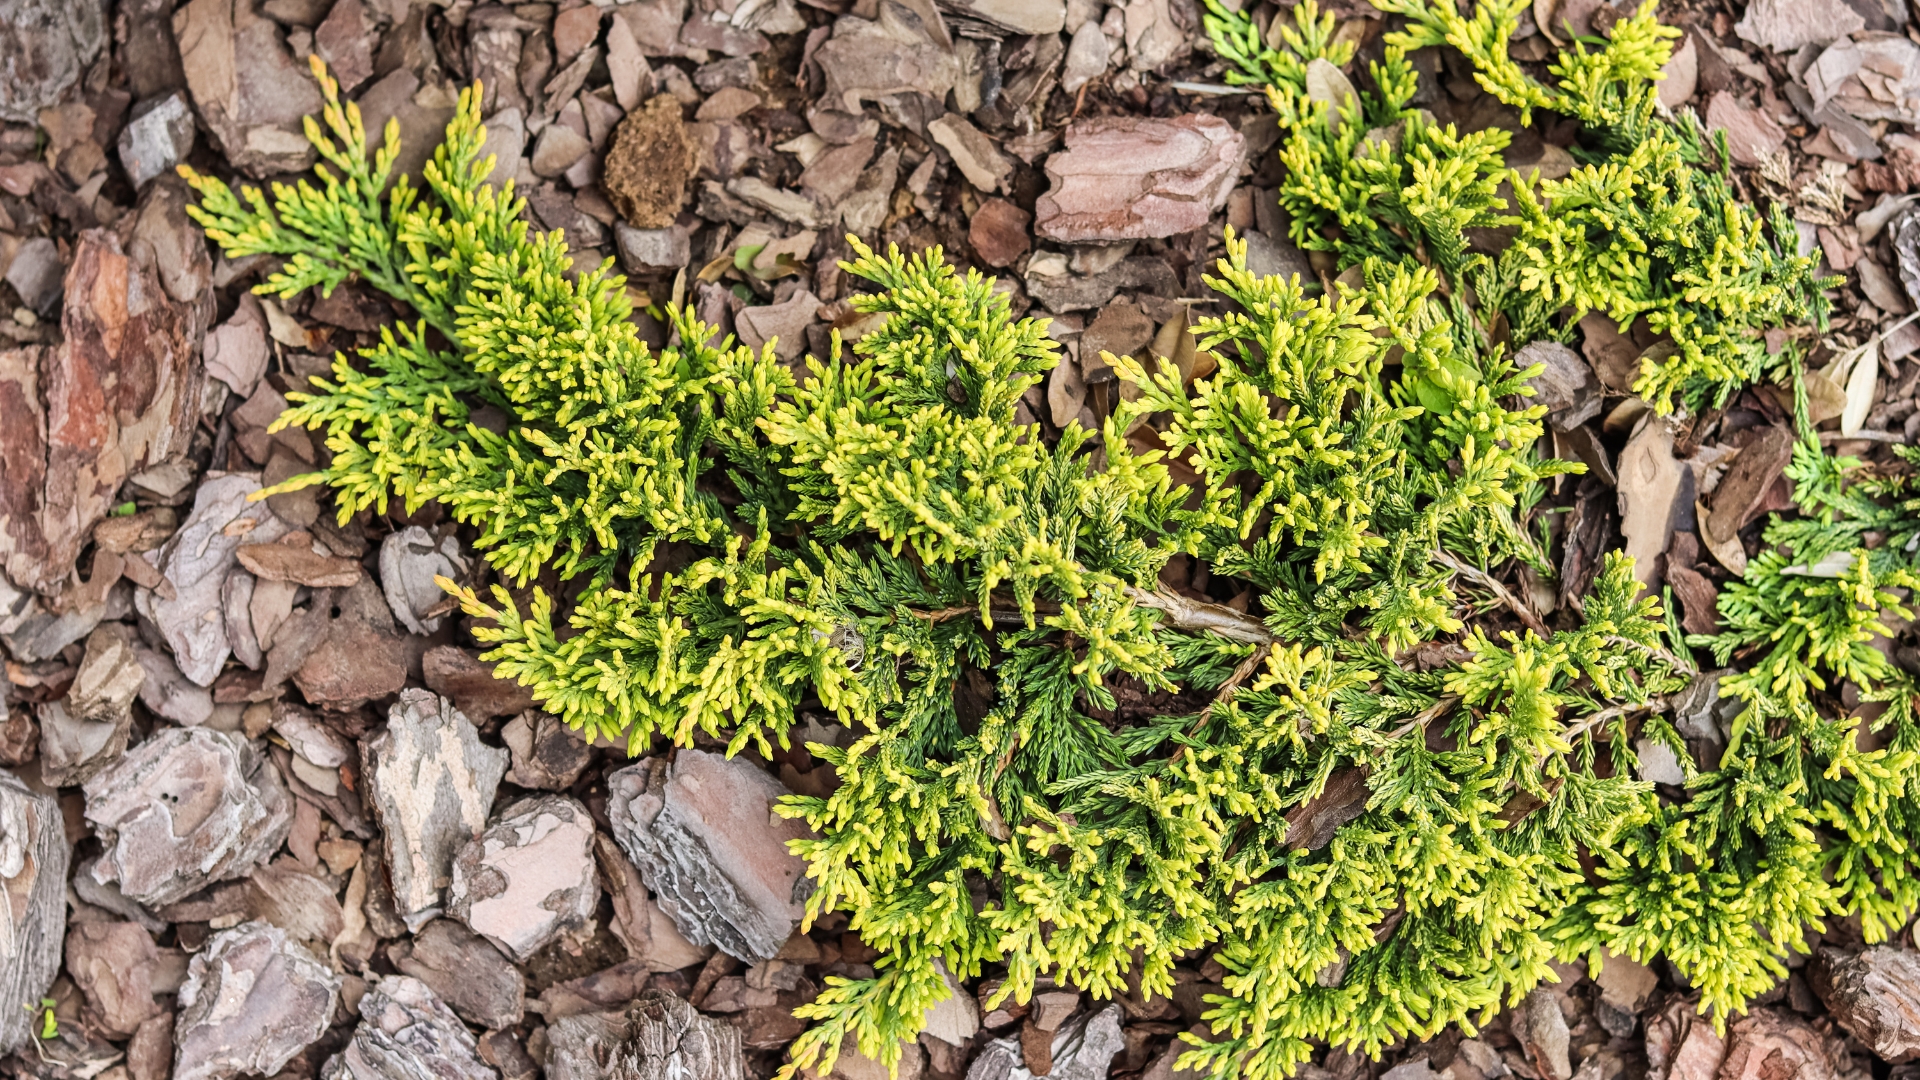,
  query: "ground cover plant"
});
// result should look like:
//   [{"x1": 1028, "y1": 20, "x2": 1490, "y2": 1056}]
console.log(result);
[{"x1": 174, "y1": 6, "x2": 1920, "y2": 1080}]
